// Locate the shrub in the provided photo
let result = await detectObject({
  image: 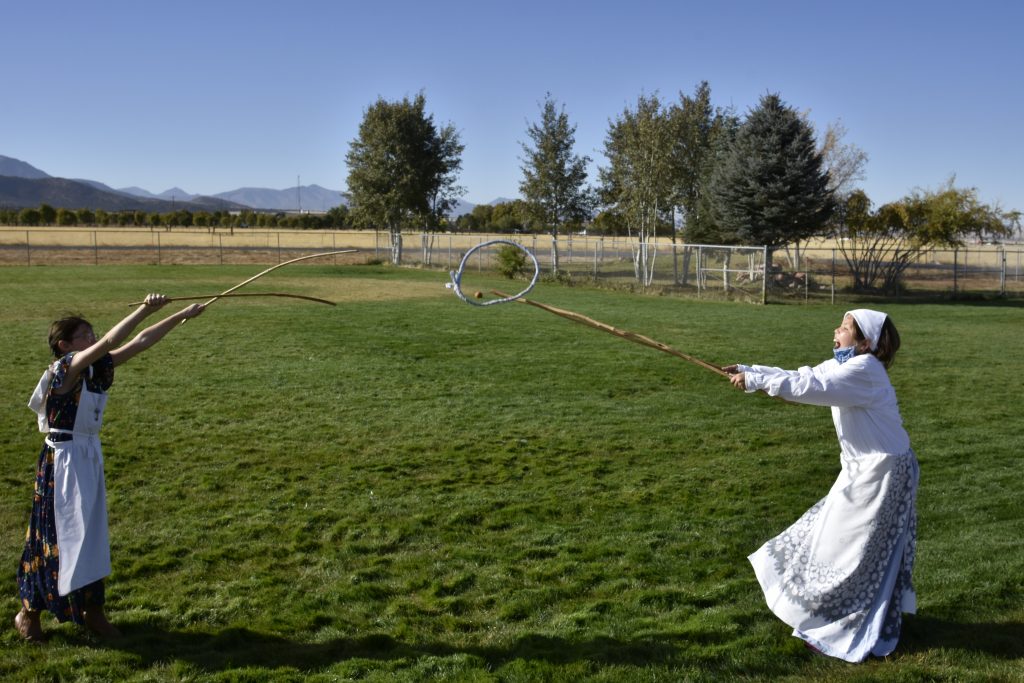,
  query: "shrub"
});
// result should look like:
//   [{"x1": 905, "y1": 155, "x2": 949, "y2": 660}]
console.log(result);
[{"x1": 496, "y1": 244, "x2": 529, "y2": 279}]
